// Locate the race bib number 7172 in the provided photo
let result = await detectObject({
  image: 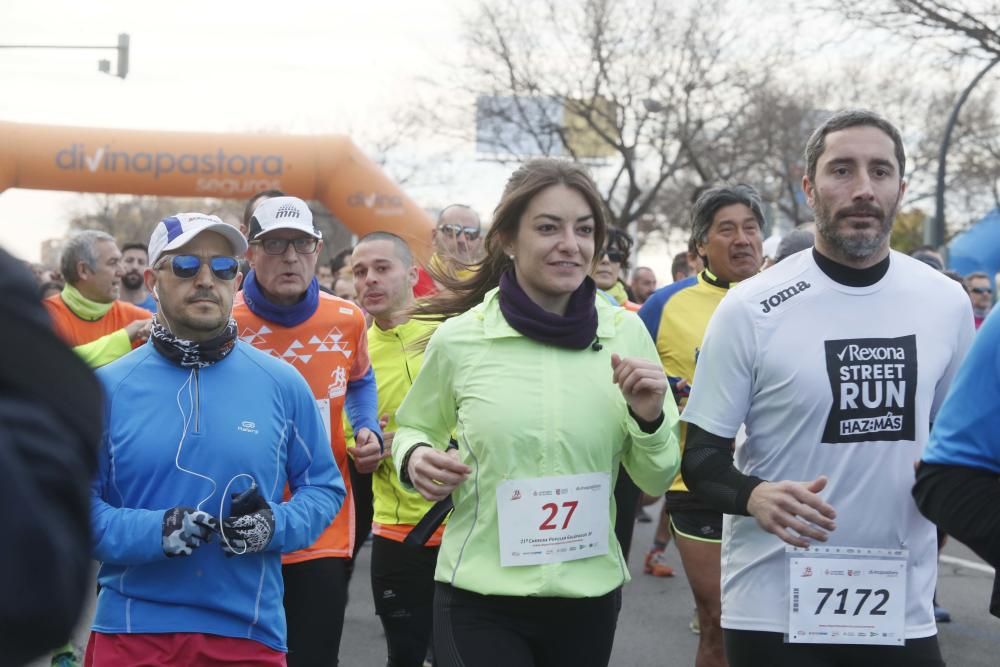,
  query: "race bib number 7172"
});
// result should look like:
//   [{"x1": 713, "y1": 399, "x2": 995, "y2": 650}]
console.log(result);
[{"x1": 787, "y1": 546, "x2": 907, "y2": 646}]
